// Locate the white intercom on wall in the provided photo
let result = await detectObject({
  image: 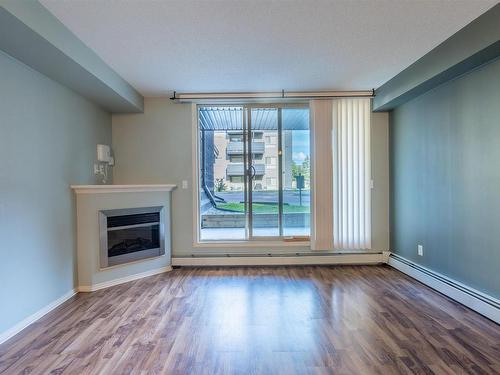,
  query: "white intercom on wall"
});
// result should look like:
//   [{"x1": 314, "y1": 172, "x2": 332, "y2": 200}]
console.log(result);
[
  {"x1": 97, "y1": 144, "x2": 114, "y2": 165},
  {"x1": 95, "y1": 144, "x2": 114, "y2": 184}
]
